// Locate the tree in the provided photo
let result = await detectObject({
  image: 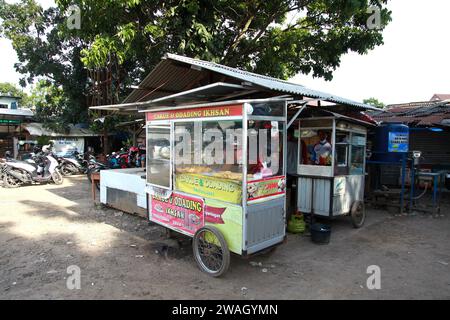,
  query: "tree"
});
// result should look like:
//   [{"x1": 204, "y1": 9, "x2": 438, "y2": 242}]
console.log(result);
[
  {"x1": 29, "y1": 80, "x2": 73, "y2": 132},
  {"x1": 363, "y1": 97, "x2": 385, "y2": 109},
  {"x1": 0, "y1": 0, "x2": 90, "y2": 124},
  {"x1": 0, "y1": 0, "x2": 392, "y2": 125},
  {"x1": 0, "y1": 82, "x2": 31, "y2": 107}
]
